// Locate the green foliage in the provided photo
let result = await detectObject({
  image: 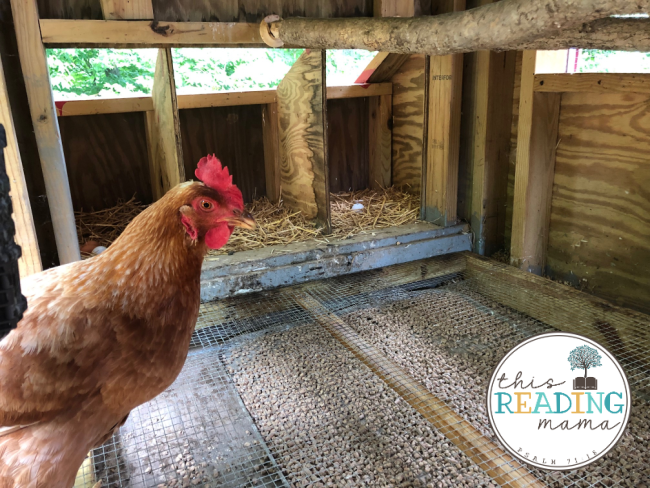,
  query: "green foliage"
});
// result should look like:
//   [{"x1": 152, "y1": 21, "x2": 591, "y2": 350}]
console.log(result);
[
  {"x1": 46, "y1": 48, "x2": 378, "y2": 99},
  {"x1": 576, "y1": 49, "x2": 650, "y2": 73}
]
